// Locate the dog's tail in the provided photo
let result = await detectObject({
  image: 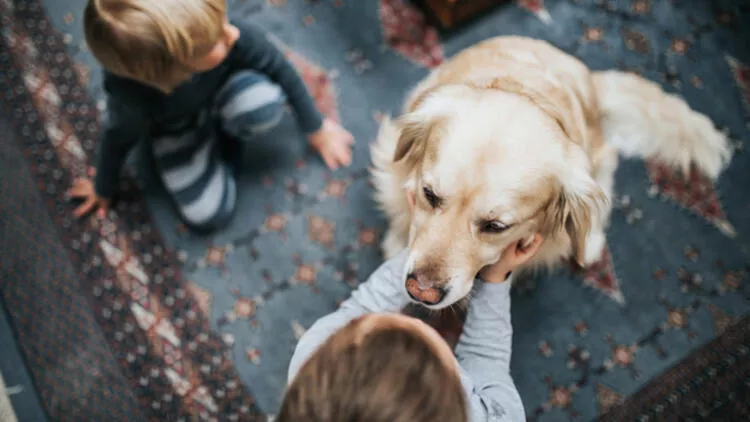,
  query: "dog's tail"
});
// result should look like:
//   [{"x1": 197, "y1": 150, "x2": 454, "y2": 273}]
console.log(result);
[{"x1": 593, "y1": 70, "x2": 732, "y2": 180}]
